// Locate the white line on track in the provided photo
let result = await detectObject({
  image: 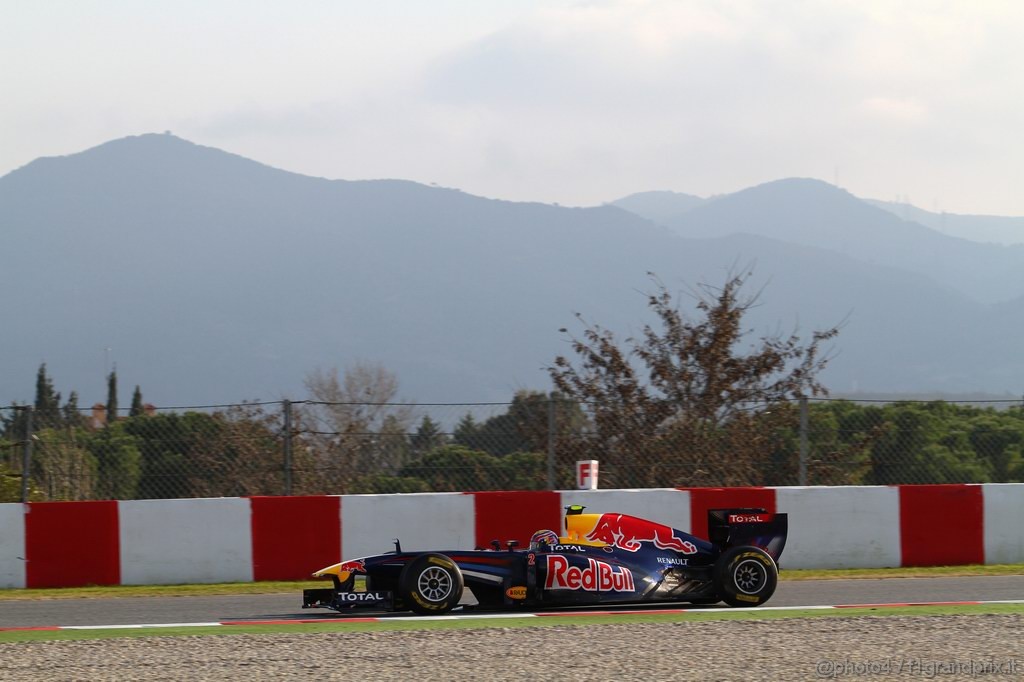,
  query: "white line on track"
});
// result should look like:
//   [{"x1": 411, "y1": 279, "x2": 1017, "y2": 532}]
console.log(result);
[
  {"x1": 6, "y1": 600, "x2": 1024, "y2": 633},
  {"x1": 62, "y1": 622, "x2": 223, "y2": 630}
]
